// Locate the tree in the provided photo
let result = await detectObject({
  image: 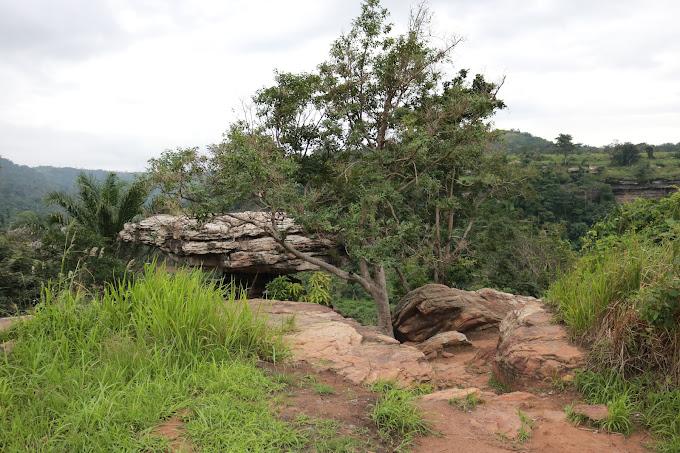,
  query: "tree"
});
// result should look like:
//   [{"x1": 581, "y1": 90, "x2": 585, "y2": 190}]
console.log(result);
[
  {"x1": 609, "y1": 142, "x2": 640, "y2": 166},
  {"x1": 46, "y1": 172, "x2": 147, "y2": 243},
  {"x1": 148, "y1": 0, "x2": 507, "y2": 336},
  {"x1": 555, "y1": 133, "x2": 575, "y2": 162}
]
